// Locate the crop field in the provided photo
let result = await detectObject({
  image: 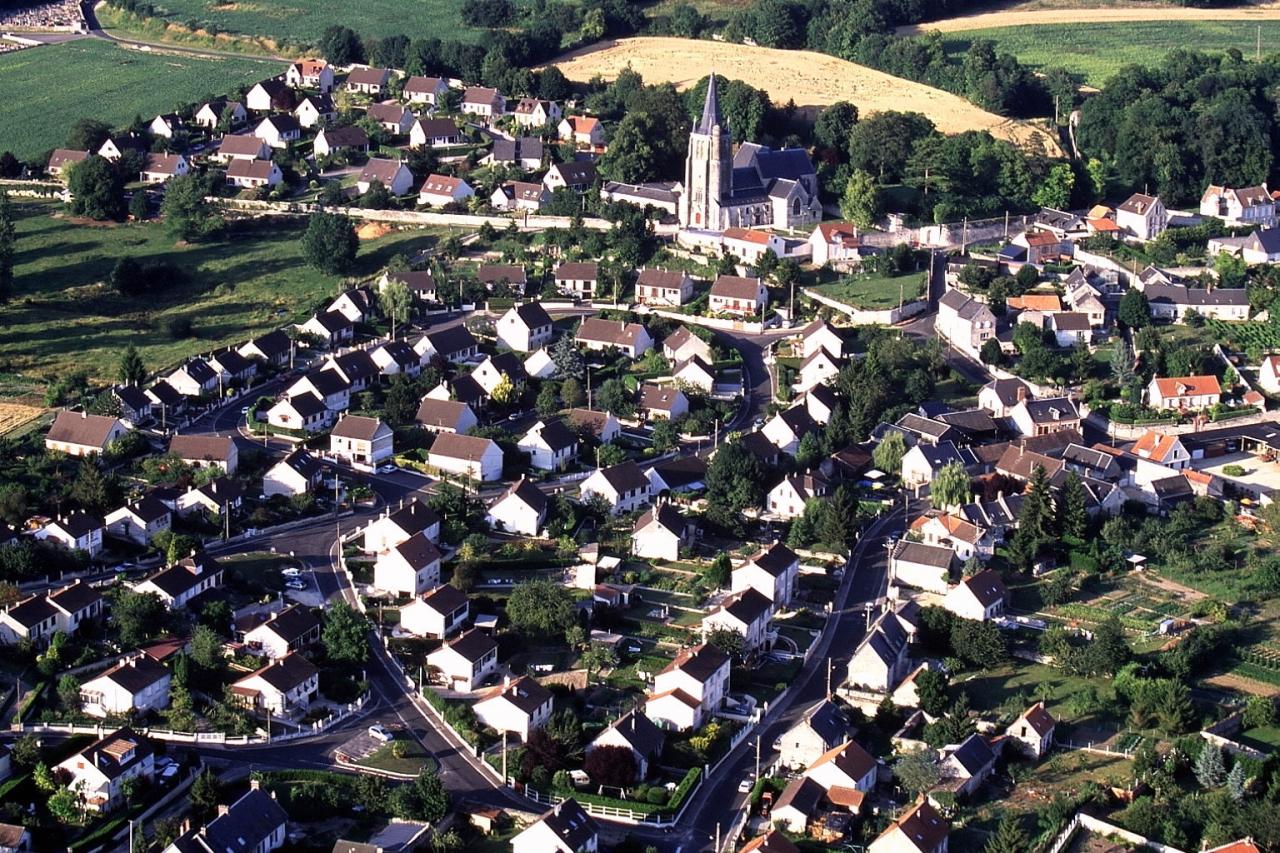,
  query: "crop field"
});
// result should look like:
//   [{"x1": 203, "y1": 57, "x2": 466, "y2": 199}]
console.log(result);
[
  {"x1": 939, "y1": 21, "x2": 1280, "y2": 85},
  {"x1": 1205, "y1": 318, "x2": 1280, "y2": 352},
  {"x1": 0, "y1": 200, "x2": 461, "y2": 382},
  {"x1": 0, "y1": 40, "x2": 275, "y2": 159},
  {"x1": 549, "y1": 37, "x2": 1063, "y2": 154},
  {"x1": 0, "y1": 402, "x2": 45, "y2": 436}
]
